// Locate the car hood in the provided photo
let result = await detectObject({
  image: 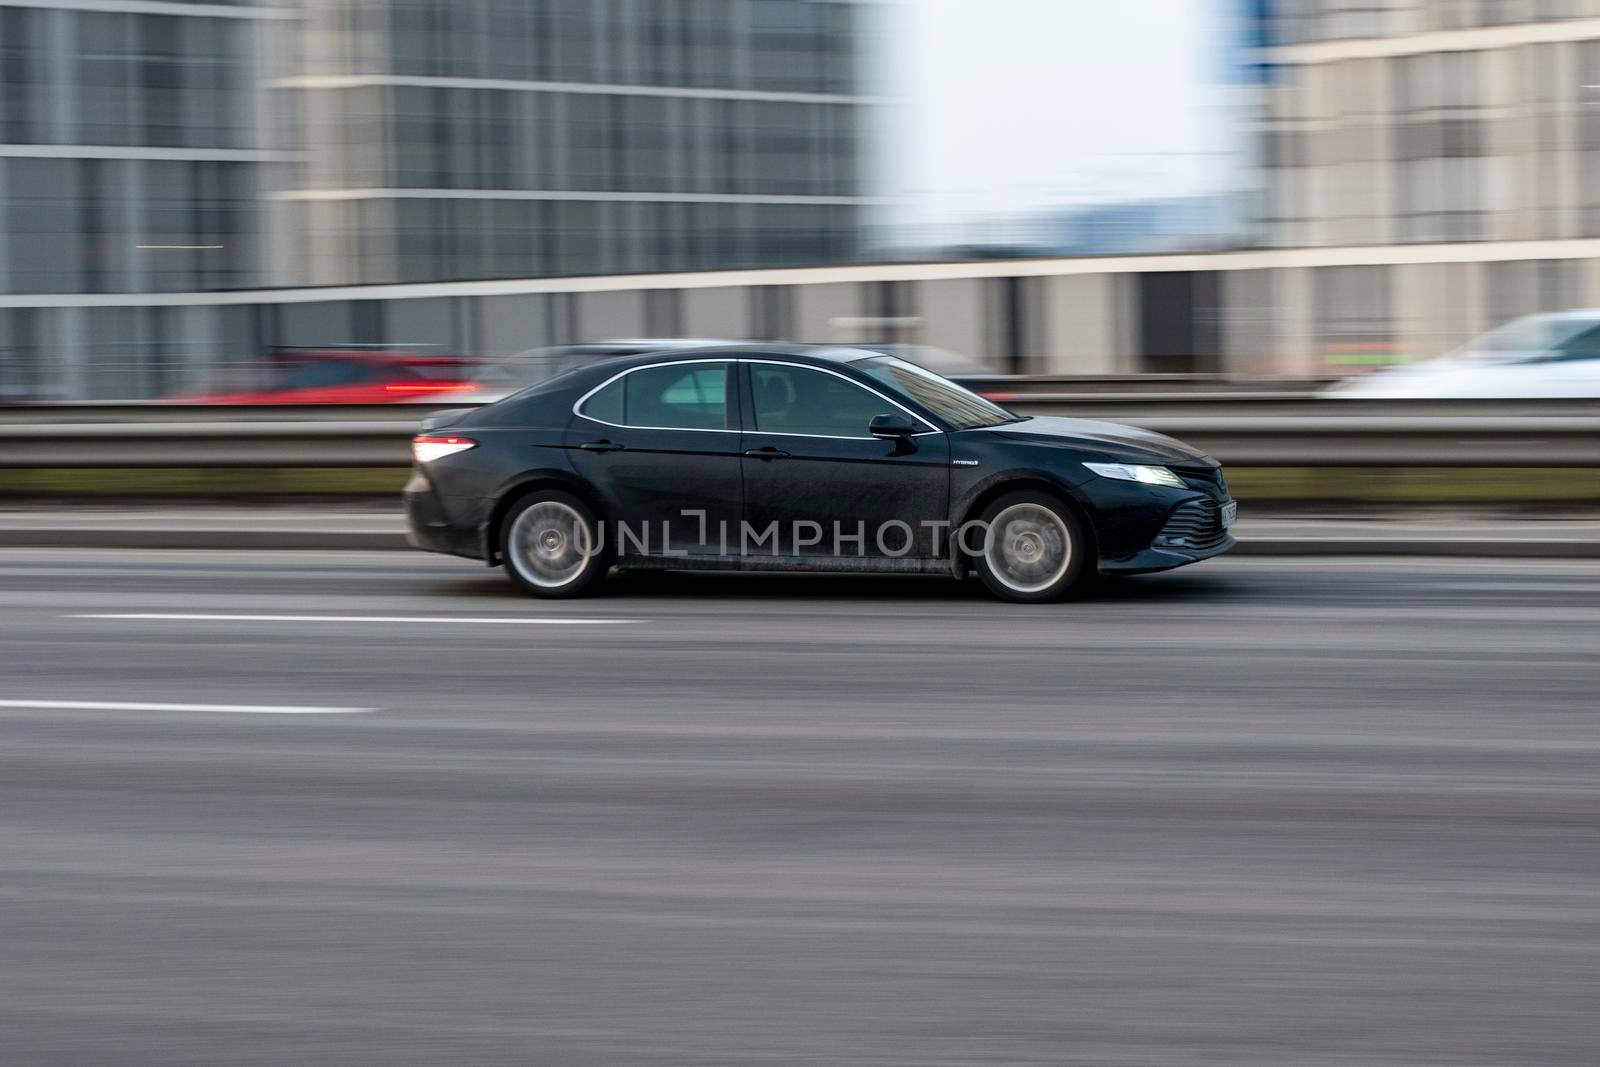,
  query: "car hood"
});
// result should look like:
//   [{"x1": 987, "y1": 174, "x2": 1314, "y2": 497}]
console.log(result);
[
  {"x1": 987, "y1": 416, "x2": 1210, "y2": 463},
  {"x1": 1323, "y1": 355, "x2": 1599, "y2": 399}
]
